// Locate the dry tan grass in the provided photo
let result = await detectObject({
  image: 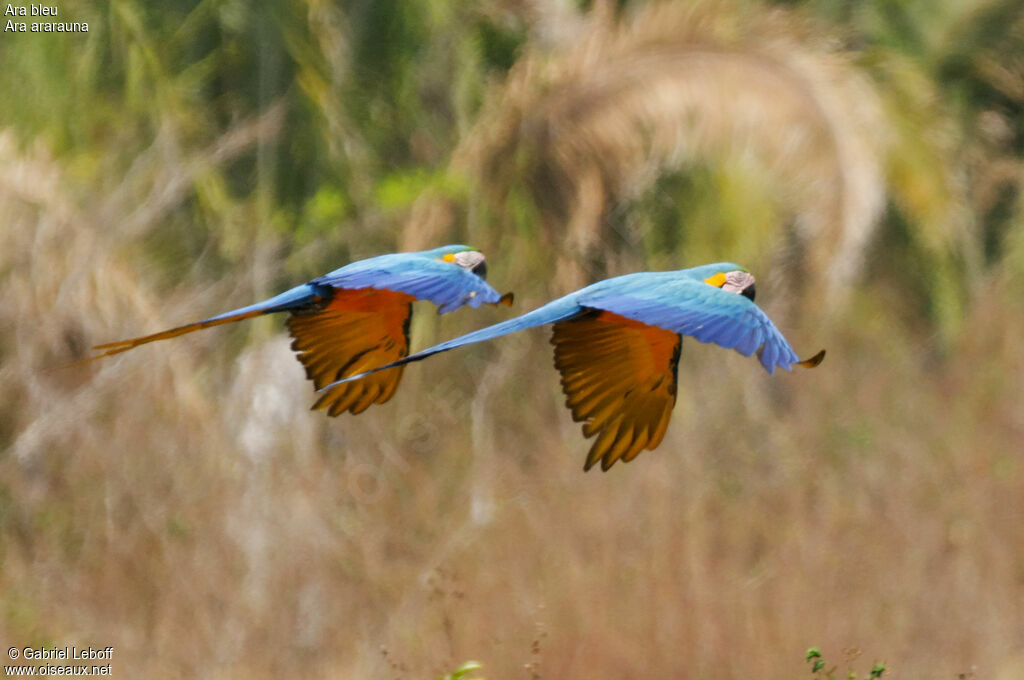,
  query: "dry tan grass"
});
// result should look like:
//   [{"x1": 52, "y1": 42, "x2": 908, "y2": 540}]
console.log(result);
[
  {"x1": 2, "y1": 2, "x2": 1023, "y2": 677},
  {"x1": 2, "y1": 125, "x2": 1023, "y2": 678}
]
